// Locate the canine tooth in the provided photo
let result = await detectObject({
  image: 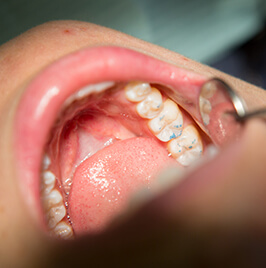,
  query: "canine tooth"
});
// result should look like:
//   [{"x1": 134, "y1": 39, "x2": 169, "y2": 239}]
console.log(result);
[
  {"x1": 47, "y1": 205, "x2": 66, "y2": 229},
  {"x1": 41, "y1": 171, "x2": 56, "y2": 195},
  {"x1": 43, "y1": 189, "x2": 63, "y2": 210},
  {"x1": 53, "y1": 221, "x2": 74, "y2": 239},
  {"x1": 136, "y1": 87, "x2": 163, "y2": 119},
  {"x1": 168, "y1": 125, "x2": 203, "y2": 166},
  {"x1": 148, "y1": 99, "x2": 183, "y2": 142},
  {"x1": 125, "y1": 81, "x2": 151, "y2": 102}
]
